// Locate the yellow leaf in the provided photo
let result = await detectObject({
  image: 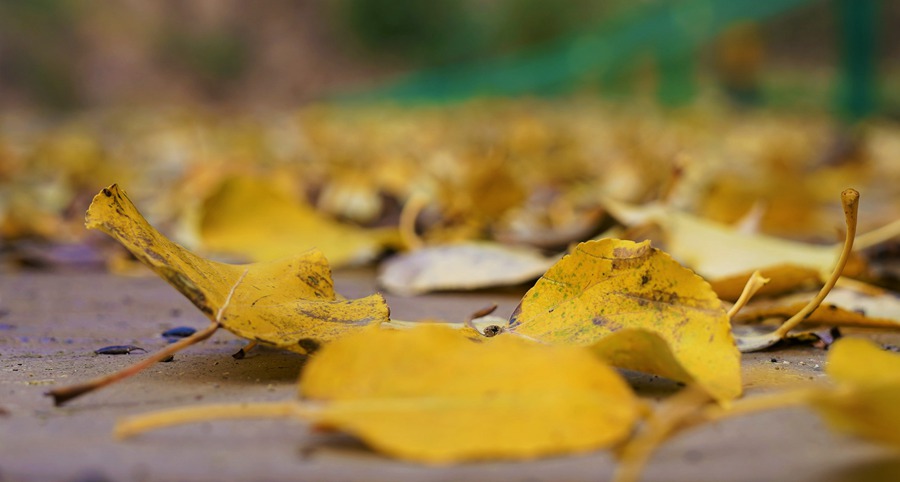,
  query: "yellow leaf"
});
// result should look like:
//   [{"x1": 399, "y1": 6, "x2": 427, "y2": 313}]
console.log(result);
[
  {"x1": 710, "y1": 264, "x2": 821, "y2": 302},
  {"x1": 117, "y1": 325, "x2": 643, "y2": 464},
  {"x1": 86, "y1": 184, "x2": 389, "y2": 352},
  {"x1": 733, "y1": 287, "x2": 900, "y2": 329},
  {"x1": 200, "y1": 176, "x2": 397, "y2": 267},
  {"x1": 811, "y1": 338, "x2": 900, "y2": 447},
  {"x1": 508, "y1": 239, "x2": 741, "y2": 401},
  {"x1": 302, "y1": 325, "x2": 642, "y2": 462}
]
